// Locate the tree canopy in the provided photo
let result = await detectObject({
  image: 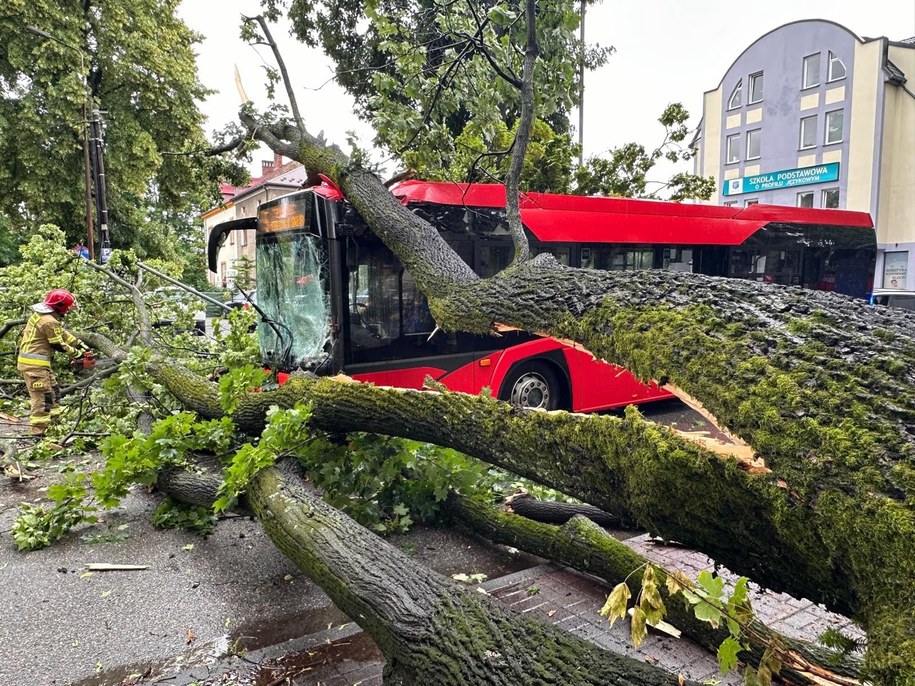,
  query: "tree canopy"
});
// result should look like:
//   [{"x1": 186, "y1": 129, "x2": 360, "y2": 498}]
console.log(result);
[{"x1": 0, "y1": 0, "x2": 245, "y2": 267}]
